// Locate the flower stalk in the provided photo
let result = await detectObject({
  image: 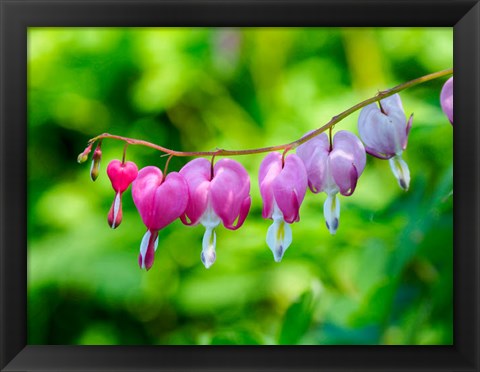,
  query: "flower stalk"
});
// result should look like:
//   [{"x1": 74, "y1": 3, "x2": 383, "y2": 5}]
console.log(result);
[{"x1": 82, "y1": 68, "x2": 452, "y2": 159}]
